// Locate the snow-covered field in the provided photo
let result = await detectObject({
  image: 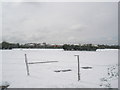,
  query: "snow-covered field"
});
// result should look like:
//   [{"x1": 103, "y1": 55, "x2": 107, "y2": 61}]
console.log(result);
[{"x1": 0, "y1": 49, "x2": 118, "y2": 88}]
